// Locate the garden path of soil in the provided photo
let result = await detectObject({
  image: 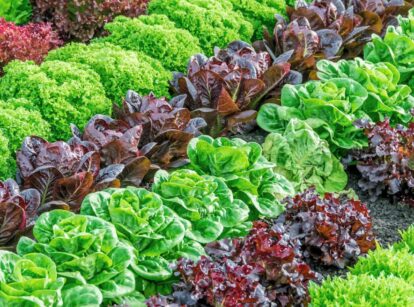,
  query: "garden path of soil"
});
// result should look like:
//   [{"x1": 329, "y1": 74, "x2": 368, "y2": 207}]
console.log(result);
[{"x1": 236, "y1": 130, "x2": 414, "y2": 278}]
